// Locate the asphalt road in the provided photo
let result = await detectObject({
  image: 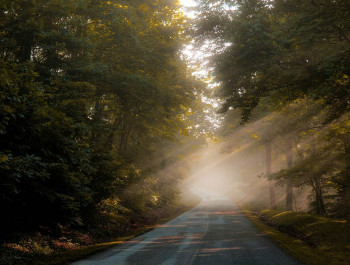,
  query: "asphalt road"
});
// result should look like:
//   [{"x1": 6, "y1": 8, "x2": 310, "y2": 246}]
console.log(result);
[{"x1": 72, "y1": 197, "x2": 301, "y2": 265}]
